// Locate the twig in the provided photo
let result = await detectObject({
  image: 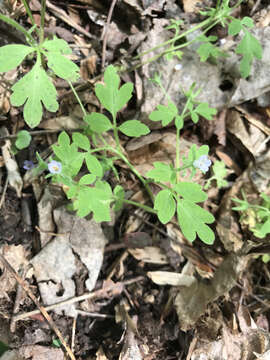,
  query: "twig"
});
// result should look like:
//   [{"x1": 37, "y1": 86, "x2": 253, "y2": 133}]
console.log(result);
[
  {"x1": 0, "y1": 176, "x2": 8, "y2": 209},
  {"x1": 71, "y1": 317, "x2": 76, "y2": 354},
  {"x1": 250, "y1": 0, "x2": 261, "y2": 15},
  {"x1": 46, "y1": 0, "x2": 92, "y2": 40},
  {"x1": 10, "y1": 267, "x2": 29, "y2": 333},
  {"x1": 101, "y1": 0, "x2": 118, "y2": 69},
  {"x1": 0, "y1": 129, "x2": 67, "y2": 141},
  {"x1": 0, "y1": 253, "x2": 77, "y2": 360},
  {"x1": 76, "y1": 310, "x2": 114, "y2": 318},
  {"x1": 13, "y1": 276, "x2": 144, "y2": 322}
]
